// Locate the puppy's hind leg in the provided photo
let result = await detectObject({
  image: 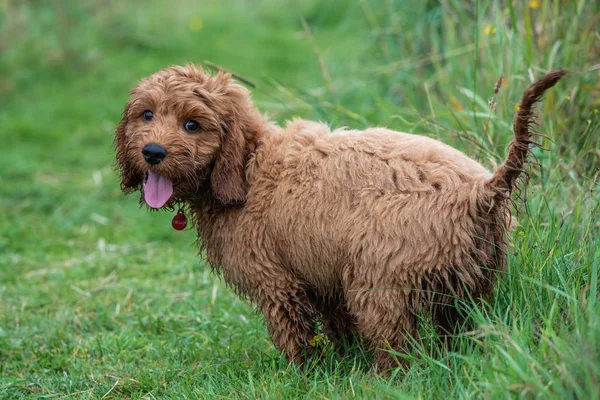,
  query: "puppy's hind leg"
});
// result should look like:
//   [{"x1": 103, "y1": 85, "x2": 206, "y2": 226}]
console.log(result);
[{"x1": 433, "y1": 301, "x2": 472, "y2": 352}]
